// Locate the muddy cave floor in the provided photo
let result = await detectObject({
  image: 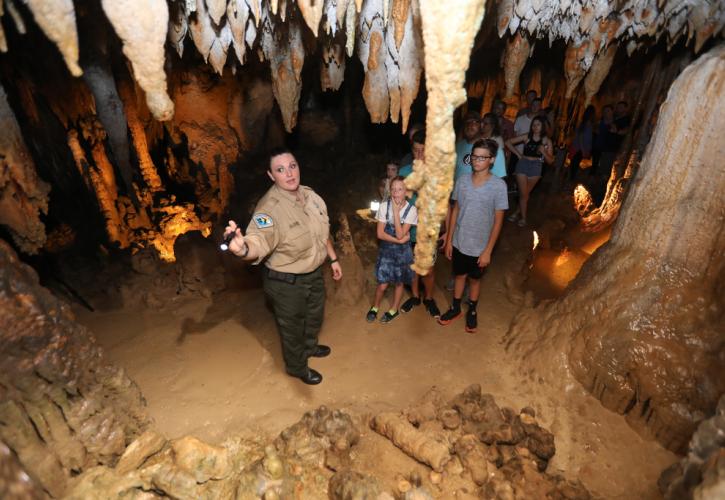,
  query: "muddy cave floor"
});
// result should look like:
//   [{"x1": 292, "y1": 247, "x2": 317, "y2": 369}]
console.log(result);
[{"x1": 72, "y1": 190, "x2": 677, "y2": 500}]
